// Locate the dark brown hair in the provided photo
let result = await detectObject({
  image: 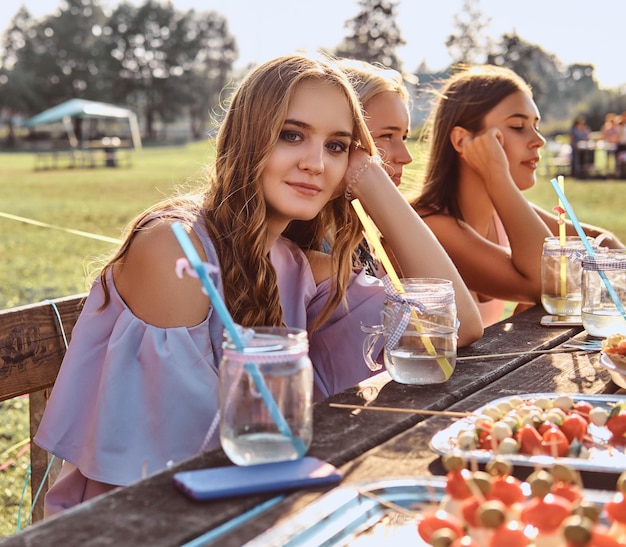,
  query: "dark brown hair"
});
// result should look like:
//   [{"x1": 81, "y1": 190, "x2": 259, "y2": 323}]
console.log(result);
[{"x1": 412, "y1": 65, "x2": 532, "y2": 220}]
